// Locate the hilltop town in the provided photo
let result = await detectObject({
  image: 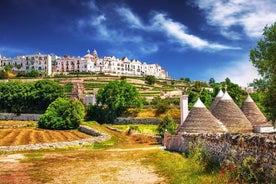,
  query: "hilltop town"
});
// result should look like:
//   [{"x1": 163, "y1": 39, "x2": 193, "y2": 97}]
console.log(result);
[{"x1": 0, "y1": 50, "x2": 168, "y2": 79}]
